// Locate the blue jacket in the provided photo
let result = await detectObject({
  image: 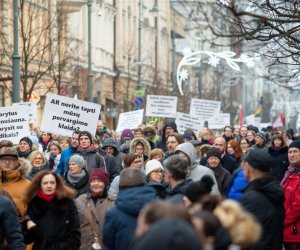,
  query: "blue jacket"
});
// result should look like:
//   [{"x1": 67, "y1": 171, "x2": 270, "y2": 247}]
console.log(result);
[
  {"x1": 103, "y1": 186, "x2": 156, "y2": 250},
  {"x1": 56, "y1": 147, "x2": 77, "y2": 176},
  {"x1": 226, "y1": 168, "x2": 249, "y2": 201}
]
